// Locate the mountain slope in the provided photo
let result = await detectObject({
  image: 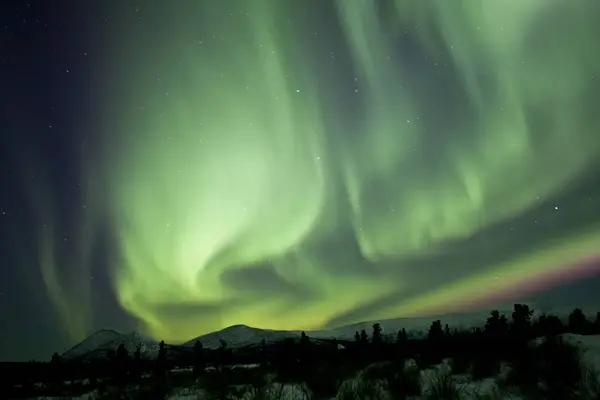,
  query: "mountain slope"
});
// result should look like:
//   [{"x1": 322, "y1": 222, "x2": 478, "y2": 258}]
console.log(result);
[
  {"x1": 184, "y1": 324, "x2": 301, "y2": 349},
  {"x1": 62, "y1": 329, "x2": 123, "y2": 359},
  {"x1": 62, "y1": 330, "x2": 160, "y2": 360},
  {"x1": 307, "y1": 310, "x2": 504, "y2": 341}
]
